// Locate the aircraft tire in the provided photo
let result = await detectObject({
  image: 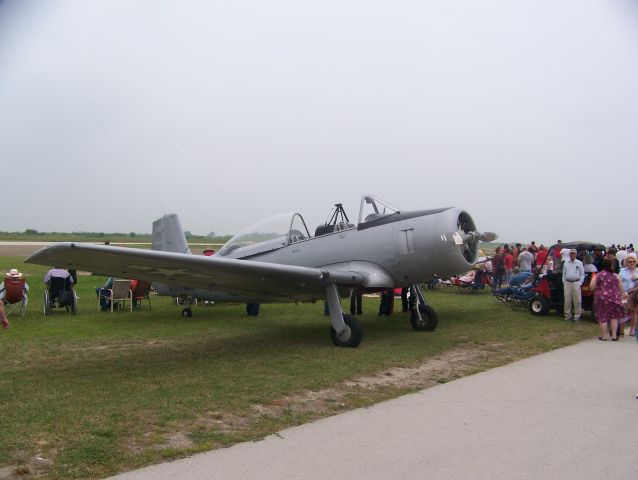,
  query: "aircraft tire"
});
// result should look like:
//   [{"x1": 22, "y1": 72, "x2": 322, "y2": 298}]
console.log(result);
[
  {"x1": 529, "y1": 296, "x2": 550, "y2": 316},
  {"x1": 182, "y1": 308, "x2": 193, "y2": 318},
  {"x1": 330, "y1": 314, "x2": 363, "y2": 348},
  {"x1": 410, "y1": 304, "x2": 438, "y2": 332}
]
